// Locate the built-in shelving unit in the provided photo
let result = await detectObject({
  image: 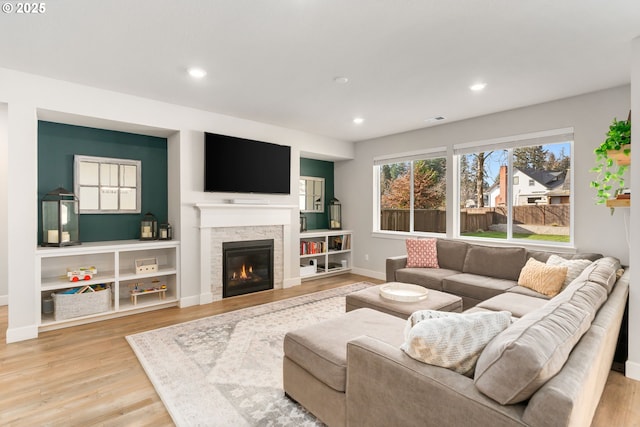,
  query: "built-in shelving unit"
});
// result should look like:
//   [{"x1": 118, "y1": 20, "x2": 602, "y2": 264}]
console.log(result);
[
  {"x1": 299, "y1": 229, "x2": 352, "y2": 280},
  {"x1": 36, "y1": 240, "x2": 180, "y2": 330}
]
